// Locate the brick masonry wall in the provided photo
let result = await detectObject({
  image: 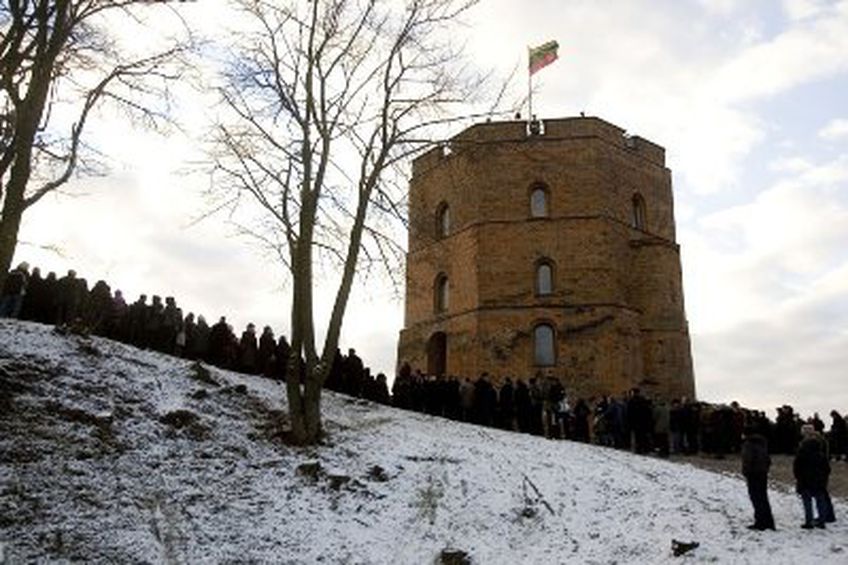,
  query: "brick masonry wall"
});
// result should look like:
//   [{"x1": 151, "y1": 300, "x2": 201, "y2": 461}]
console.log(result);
[{"x1": 399, "y1": 116, "x2": 696, "y2": 401}]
